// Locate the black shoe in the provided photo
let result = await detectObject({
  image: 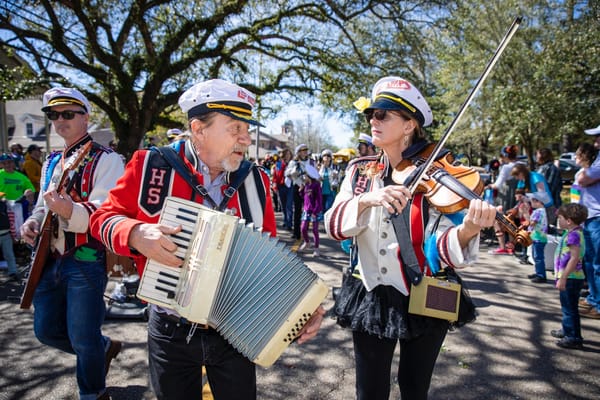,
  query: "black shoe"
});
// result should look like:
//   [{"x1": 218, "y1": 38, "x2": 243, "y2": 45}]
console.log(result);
[
  {"x1": 556, "y1": 337, "x2": 583, "y2": 349},
  {"x1": 550, "y1": 329, "x2": 564, "y2": 339},
  {"x1": 530, "y1": 276, "x2": 547, "y2": 283},
  {"x1": 527, "y1": 273, "x2": 538, "y2": 279},
  {"x1": 105, "y1": 339, "x2": 122, "y2": 377}
]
